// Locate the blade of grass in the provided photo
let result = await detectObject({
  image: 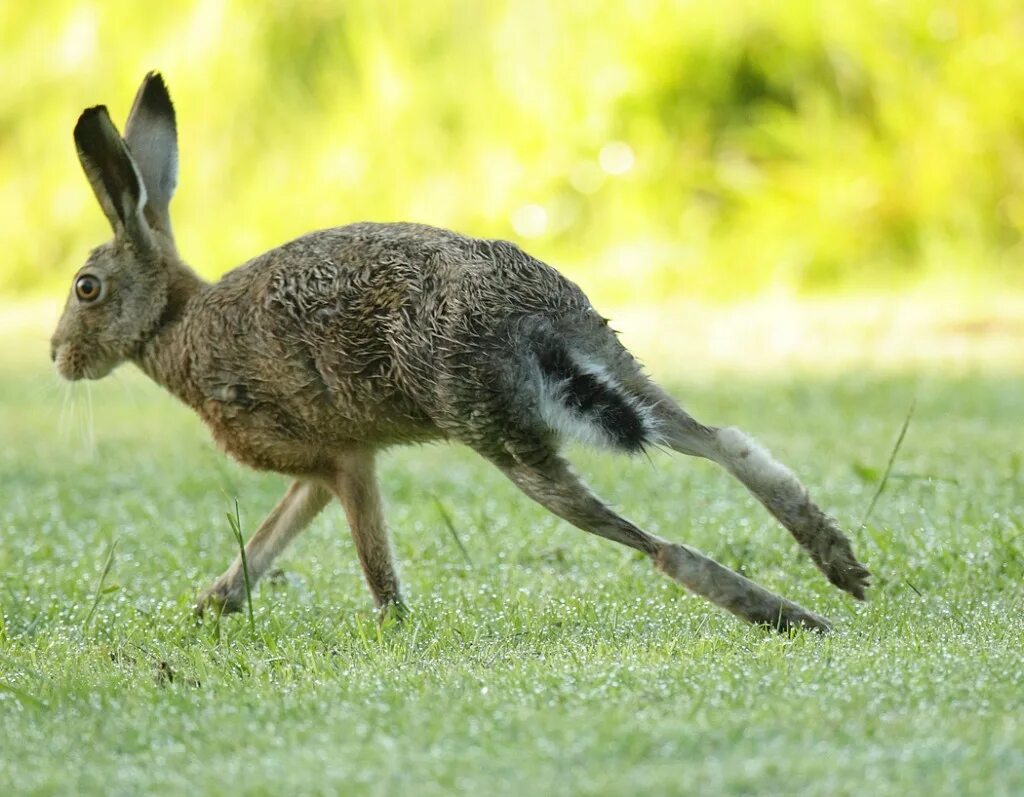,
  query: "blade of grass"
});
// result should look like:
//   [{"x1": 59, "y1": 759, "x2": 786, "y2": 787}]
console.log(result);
[
  {"x1": 82, "y1": 537, "x2": 118, "y2": 633},
  {"x1": 226, "y1": 498, "x2": 256, "y2": 631},
  {"x1": 0, "y1": 680, "x2": 47, "y2": 709},
  {"x1": 858, "y1": 399, "x2": 916, "y2": 533},
  {"x1": 433, "y1": 497, "x2": 473, "y2": 567}
]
